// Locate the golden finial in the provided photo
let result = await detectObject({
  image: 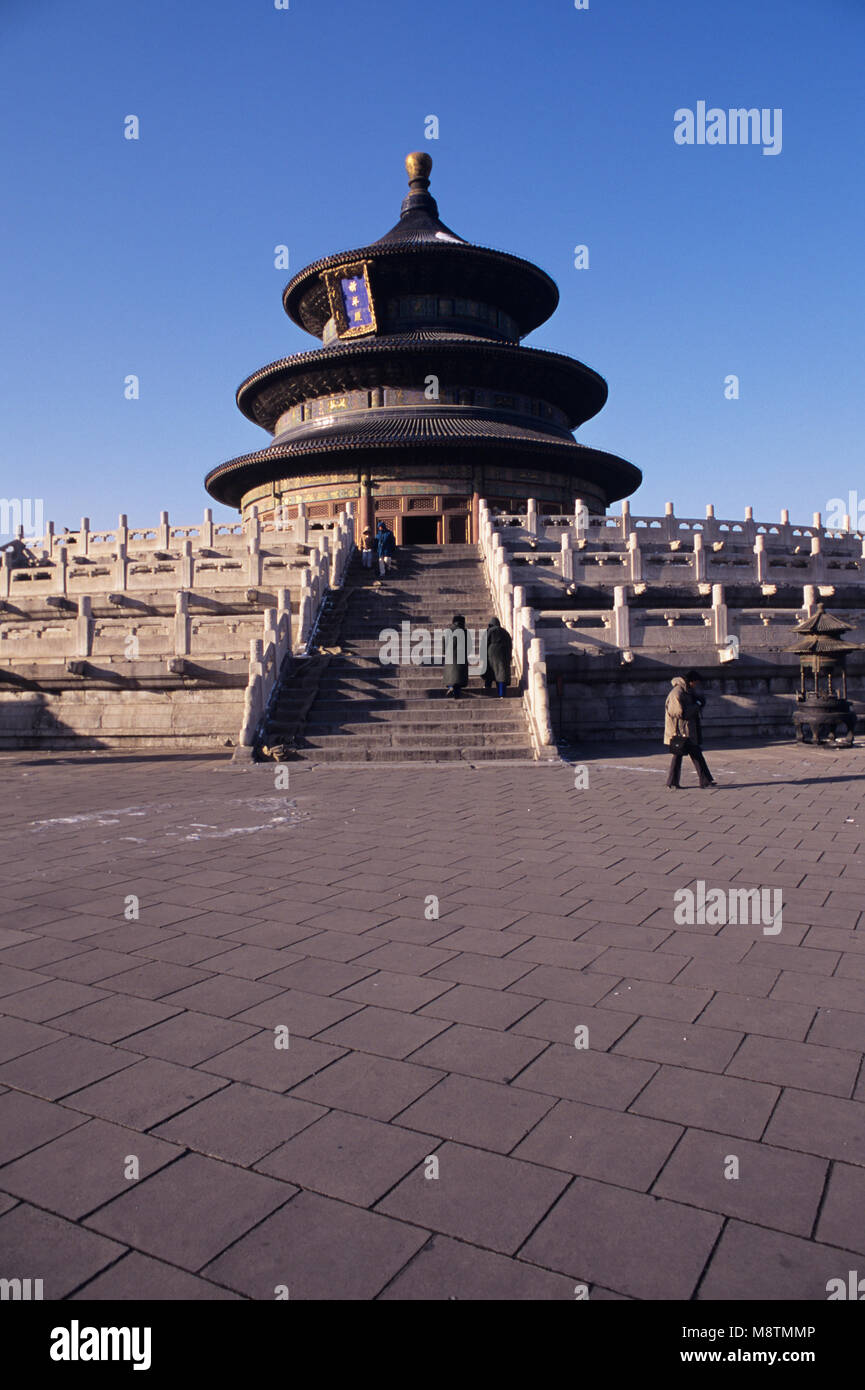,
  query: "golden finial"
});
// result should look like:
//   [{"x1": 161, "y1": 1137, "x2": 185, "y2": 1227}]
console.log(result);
[{"x1": 405, "y1": 151, "x2": 432, "y2": 187}]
